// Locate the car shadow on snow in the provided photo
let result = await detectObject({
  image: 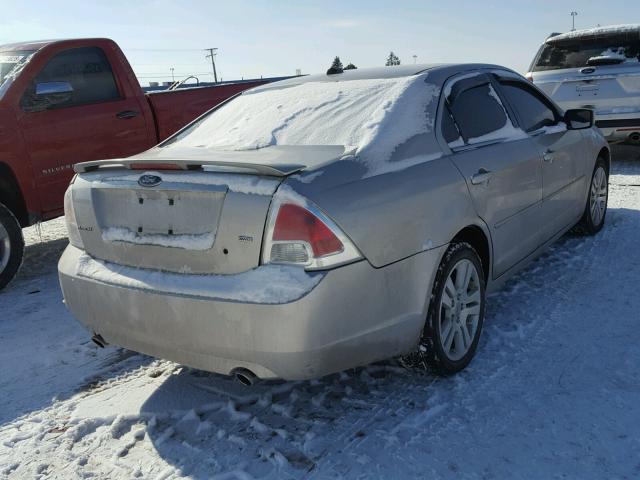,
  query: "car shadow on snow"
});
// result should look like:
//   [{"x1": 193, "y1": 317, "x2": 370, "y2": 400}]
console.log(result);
[{"x1": 138, "y1": 361, "x2": 445, "y2": 478}]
